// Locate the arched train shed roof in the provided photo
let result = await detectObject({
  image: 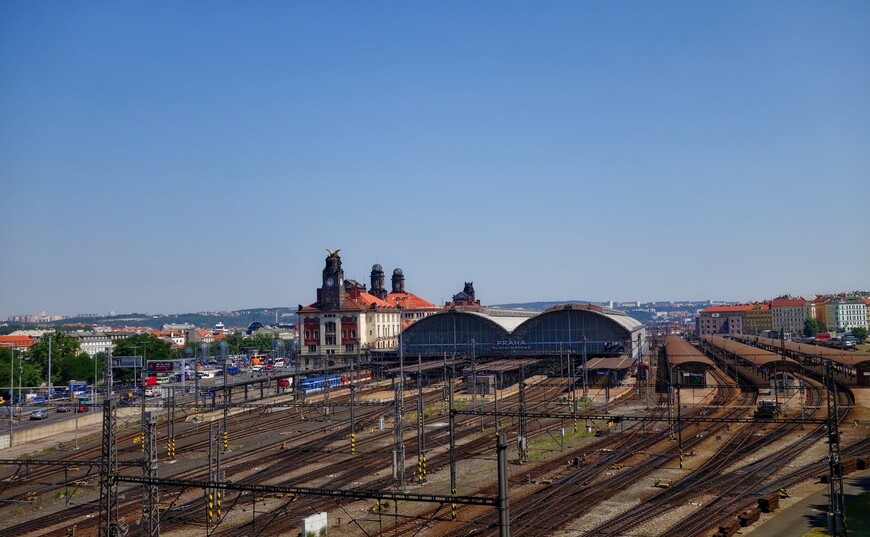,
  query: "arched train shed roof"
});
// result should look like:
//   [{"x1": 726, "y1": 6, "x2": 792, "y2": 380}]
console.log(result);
[
  {"x1": 664, "y1": 336, "x2": 716, "y2": 368},
  {"x1": 731, "y1": 335, "x2": 870, "y2": 368},
  {"x1": 401, "y1": 303, "x2": 644, "y2": 358},
  {"x1": 703, "y1": 335, "x2": 800, "y2": 368}
]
